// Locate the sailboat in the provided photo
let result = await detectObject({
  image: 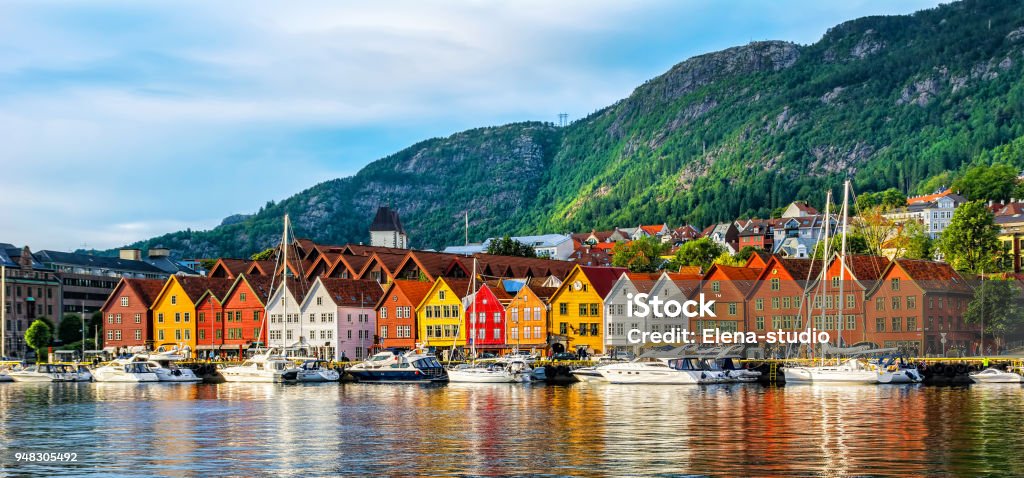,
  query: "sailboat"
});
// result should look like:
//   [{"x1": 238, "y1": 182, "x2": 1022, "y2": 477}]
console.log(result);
[
  {"x1": 784, "y1": 181, "x2": 879, "y2": 385},
  {"x1": 222, "y1": 214, "x2": 301, "y2": 383}
]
